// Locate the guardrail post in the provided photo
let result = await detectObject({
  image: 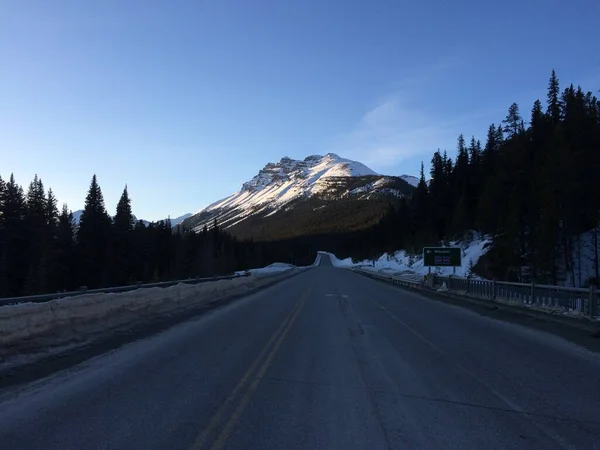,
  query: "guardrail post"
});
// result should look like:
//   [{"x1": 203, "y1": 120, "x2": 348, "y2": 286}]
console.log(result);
[
  {"x1": 492, "y1": 279, "x2": 496, "y2": 299},
  {"x1": 531, "y1": 282, "x2": 536, "y2": 305},
  {"x1": 589, "y1": 284, "x2": 596, "y2": 318}
]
